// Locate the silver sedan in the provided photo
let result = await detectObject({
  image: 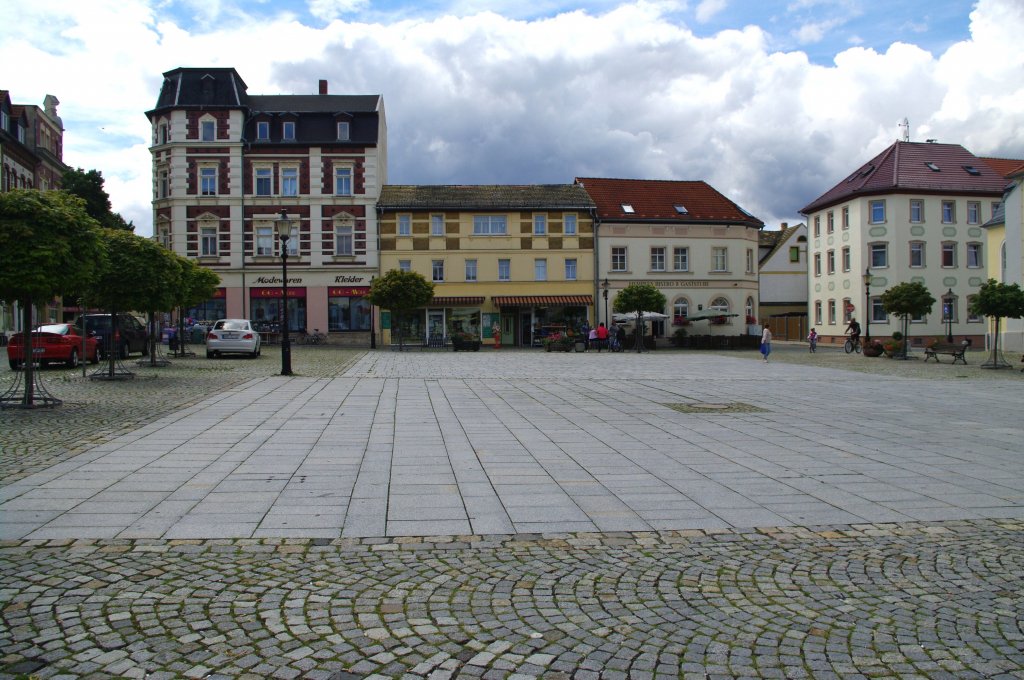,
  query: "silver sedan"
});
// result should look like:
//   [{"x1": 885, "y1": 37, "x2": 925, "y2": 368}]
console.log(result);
[{"x1": 206, "y1": 319, "x2": 261, "y2": 358}]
